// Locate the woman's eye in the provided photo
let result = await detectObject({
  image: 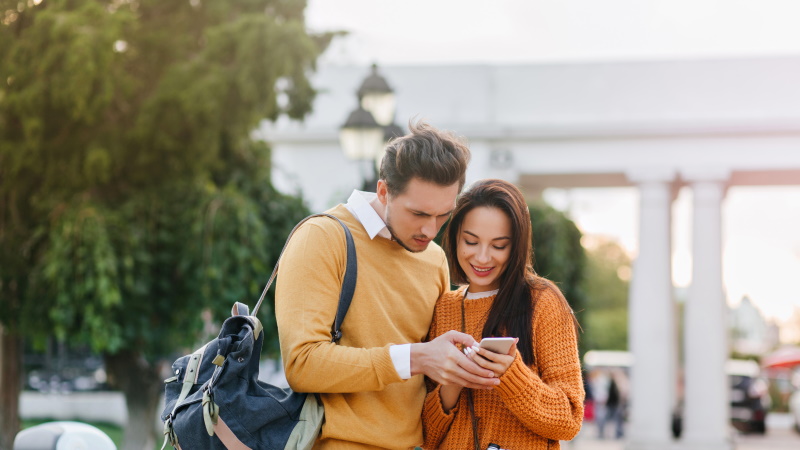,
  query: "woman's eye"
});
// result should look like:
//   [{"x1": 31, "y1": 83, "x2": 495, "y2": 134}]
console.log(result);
[
  {"x1": 464, "y1": 240, "x2": 477, "y2": 246},
  {"x1": 493, "y1": 246, "x2": 508, "y2": 250}
]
